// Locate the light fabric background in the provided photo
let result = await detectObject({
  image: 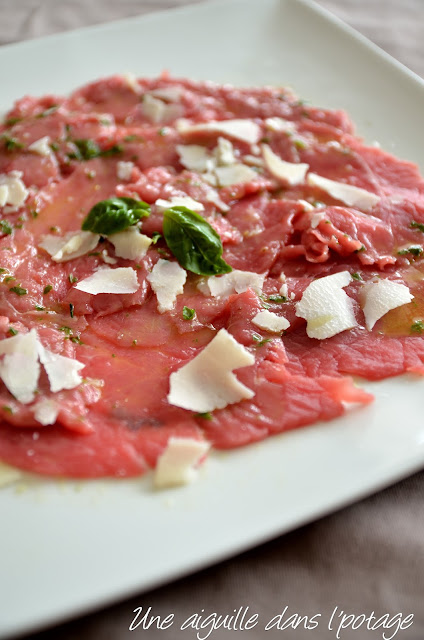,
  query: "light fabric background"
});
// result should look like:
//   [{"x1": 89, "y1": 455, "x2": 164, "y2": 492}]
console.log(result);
[{"x1": 1, "y1": 1, "x2": 423, "y2": 639}]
